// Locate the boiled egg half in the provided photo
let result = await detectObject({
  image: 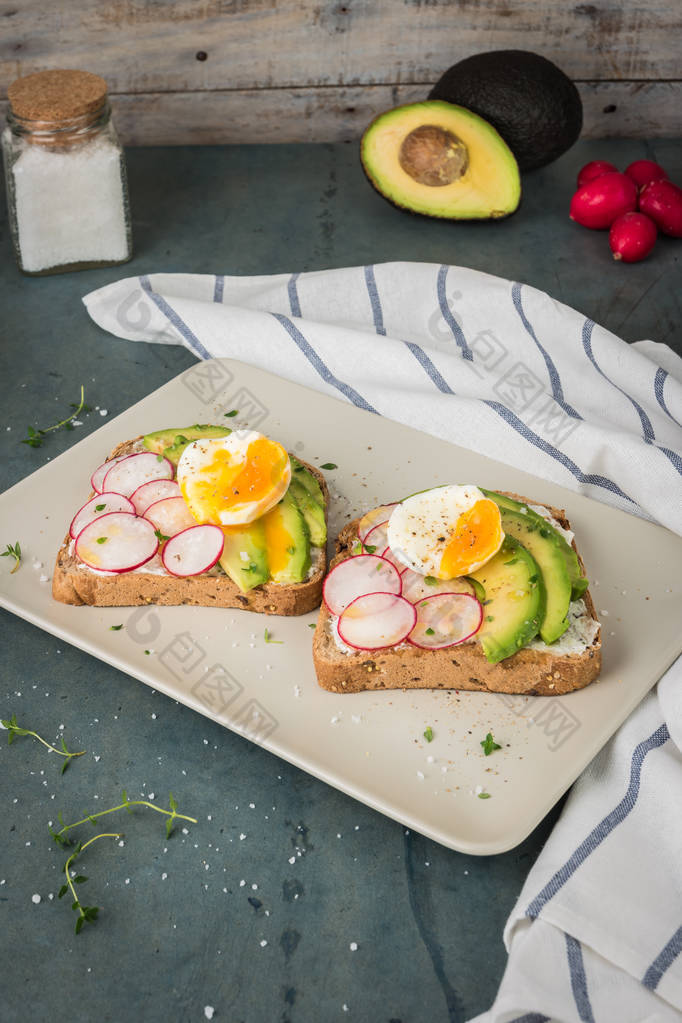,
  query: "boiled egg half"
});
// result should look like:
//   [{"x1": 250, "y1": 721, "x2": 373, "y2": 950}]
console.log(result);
[
  {"x1": 387, "y1": 485, "x2": 504, "y2": 579},
  {"x1": 177, "y1": 431, "x2": 291, "y2": 526}
]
